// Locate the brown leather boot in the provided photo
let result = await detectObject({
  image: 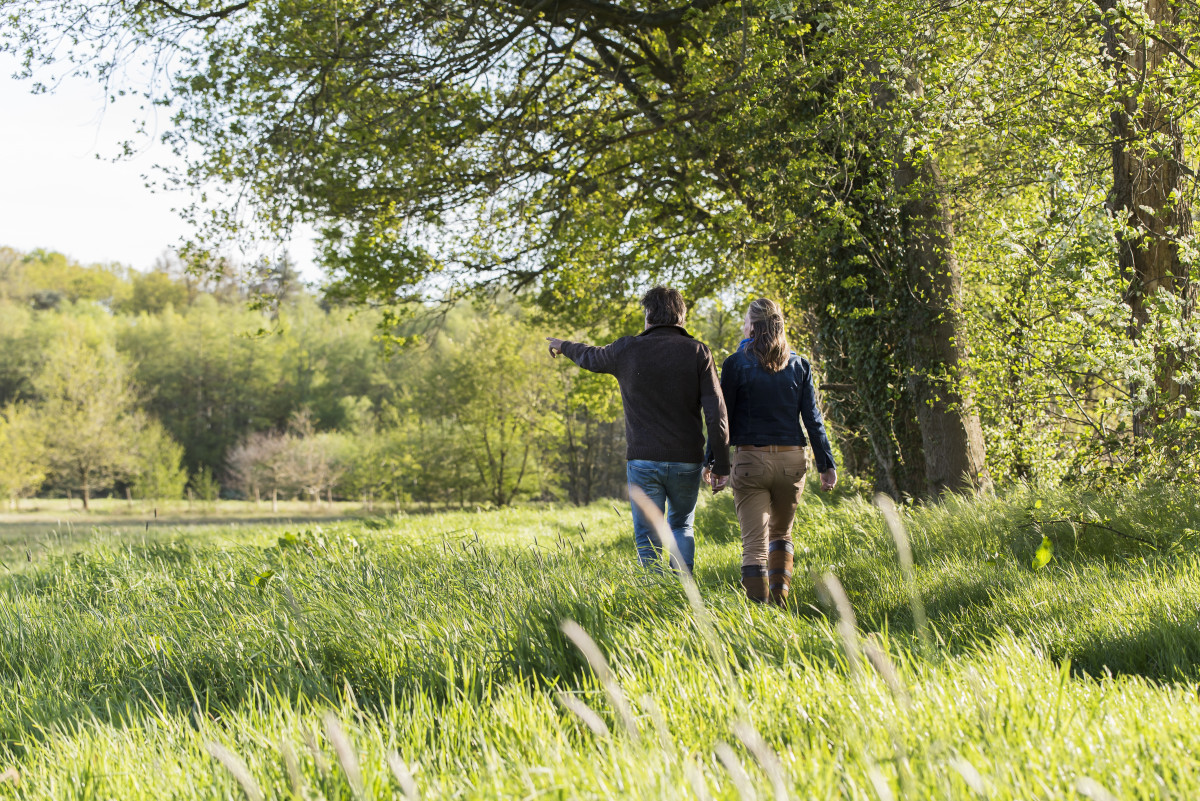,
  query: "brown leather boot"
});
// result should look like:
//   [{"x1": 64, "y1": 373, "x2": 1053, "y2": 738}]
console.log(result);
[
  {"x1": 741, "y1": 565, "x2": 769, "y2": 603},
  {"x1": 767, "y1": 539, "x2": 794, "y2": 607}
]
